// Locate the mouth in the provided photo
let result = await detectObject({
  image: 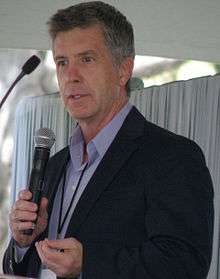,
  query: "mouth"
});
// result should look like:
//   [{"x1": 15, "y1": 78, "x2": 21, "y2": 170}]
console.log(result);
[
  {"x1": 72, "y1": 95, "x2": 82, "y2": 100},
  {"x1": 66, "y1": 94, "x2": 91, "y2": 106},
  {"x1": 68, "y1": 94, "x2": 88, "y2": 100}
]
